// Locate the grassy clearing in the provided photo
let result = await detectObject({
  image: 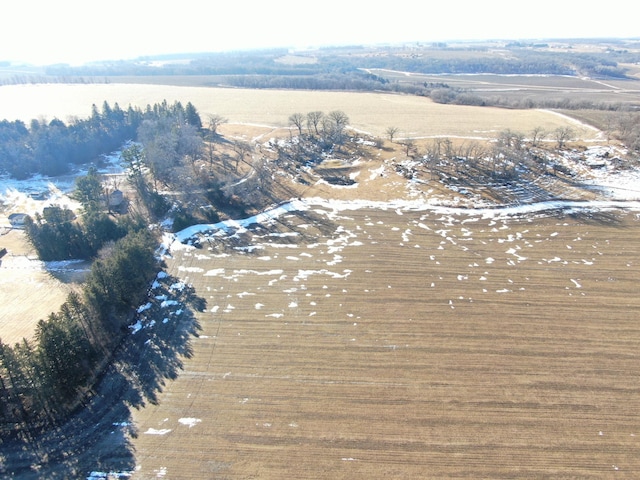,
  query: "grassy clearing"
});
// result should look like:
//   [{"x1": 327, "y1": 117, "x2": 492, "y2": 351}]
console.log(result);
[{"x1": 0, "y1": 84, "x2": 597, "y2": 140}]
